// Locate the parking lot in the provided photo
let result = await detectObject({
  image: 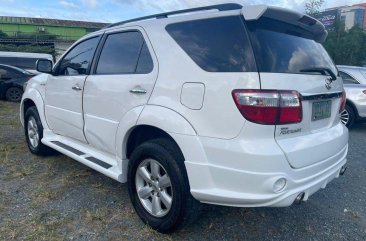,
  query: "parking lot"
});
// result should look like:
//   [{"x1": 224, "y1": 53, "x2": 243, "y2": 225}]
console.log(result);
[{"x1": 0, "y1": 100, "x2": 365, "y2": 241}]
